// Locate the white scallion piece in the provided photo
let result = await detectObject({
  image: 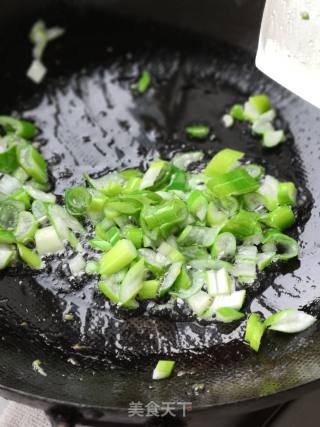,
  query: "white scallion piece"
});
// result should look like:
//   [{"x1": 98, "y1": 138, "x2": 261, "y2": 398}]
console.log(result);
[
  {"x1": 35, "y1": 226, "x2": 65, "y2": 255},
  {"x1": 265, "y1": 309, "x2": 316, "y2": 333},
  {"x1": 205, "y1": 268, "x2": 231, "y2": 297},
  {"x1": 68, "y1": 254, "x2": 86, "y2": 276}
]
